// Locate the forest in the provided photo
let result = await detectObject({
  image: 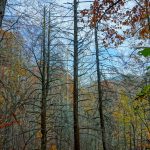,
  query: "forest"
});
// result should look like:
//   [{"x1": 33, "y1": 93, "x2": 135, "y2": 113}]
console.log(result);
[{"x1": 0, "y1": 0, "x2": 150, "y2": 150}]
